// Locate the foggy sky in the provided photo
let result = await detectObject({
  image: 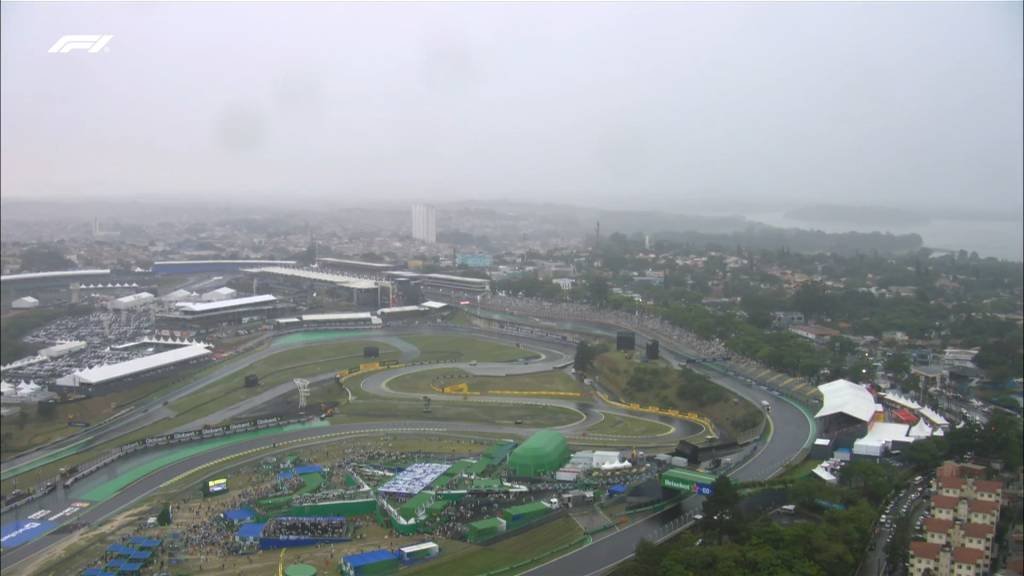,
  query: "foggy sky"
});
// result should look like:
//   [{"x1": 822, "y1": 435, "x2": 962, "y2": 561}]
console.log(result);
[{"x1": 1, "y1": 2, "x2": 1022, "y2": 217}]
